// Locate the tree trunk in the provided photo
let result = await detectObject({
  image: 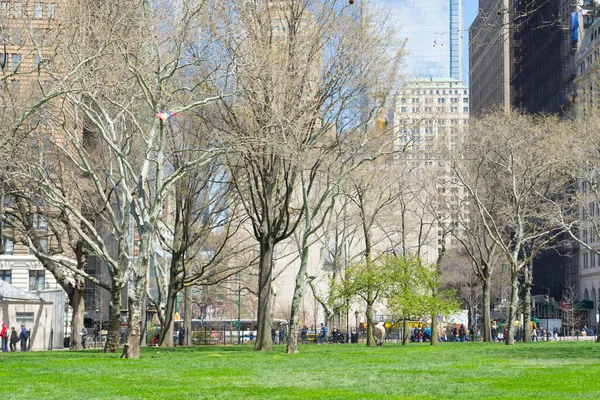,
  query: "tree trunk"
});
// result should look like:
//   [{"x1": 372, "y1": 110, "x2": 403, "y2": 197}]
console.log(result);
[
  {"x1": 431, "y1": 313, "x2": 438, "y2": 346},
  {"x1": 255, "y1": 238, "x2": 275, "y2": 351},
  {"x1": 521, "y1": 268, "x2": 532, "y2": 343},
  {"x1": 482, "y1": 279, "x2": 491, "y2": 342},
  {"x1": 70, "y1": 281, "x2": 86, "y2": 350},
  {"x1": 104, "y1": 287, "x2": 122, "y2": 353},
  {"x1": 505, "y1": 266, "x2": 519, "y2": 345},
  {"x1": 122, "y1": 277, "x2": 144, "y2": 359},
  {"x1": 286, "y1": 230, "x2": 310, "y2": 354},
  {"x1": 159, "y1": 286, "x2": 178, "y2": 347},
  {"x1": 184, "y1": 285, "x2": 192, "y2": 346},
  {"x1": 365, "y1": 297, "x2": 375, "y2": 346},
  {"x1": 140, "y1": 289, "x2": 148, "y2": 347},
  {"x1": 402, "y1": 318, "x2": 409, "y2": 345}
]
